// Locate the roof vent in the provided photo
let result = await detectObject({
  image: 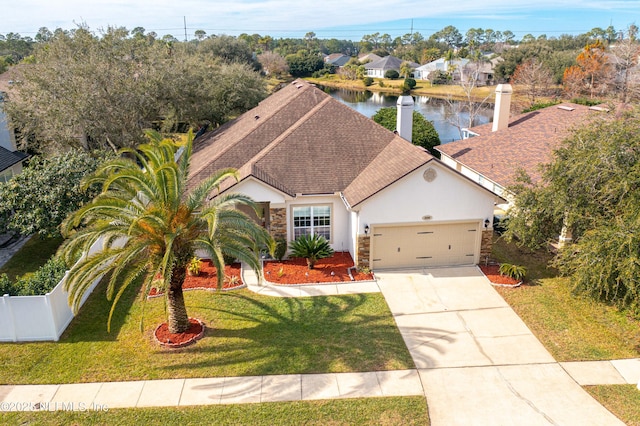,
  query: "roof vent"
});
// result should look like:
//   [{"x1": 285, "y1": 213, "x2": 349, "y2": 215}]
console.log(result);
[
  {"x1": 557, "y1": 106, "x2": 575, "y2": 111},
  {"x1": 589, "y1": 106, "x2": 610, "y2": 112},
  {"x1": 296, "y1": 84, "x2": 304, "y2": 89},
  {"x1": 254, "y1": 115, "x2": 260, "y2": 120}
]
